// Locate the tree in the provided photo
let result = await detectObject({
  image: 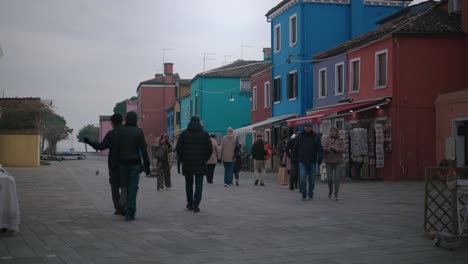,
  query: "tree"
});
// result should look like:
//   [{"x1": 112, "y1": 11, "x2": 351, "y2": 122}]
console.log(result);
[
  {"x1": 113, "y1": 96, "x2": 137, "y2": 116},
  {"x1": 41, "y1": 112, "x2": 73, "y2": 154},
  {"x1": 76, "y1": 125, "x2": 100, "y2": 152}
]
